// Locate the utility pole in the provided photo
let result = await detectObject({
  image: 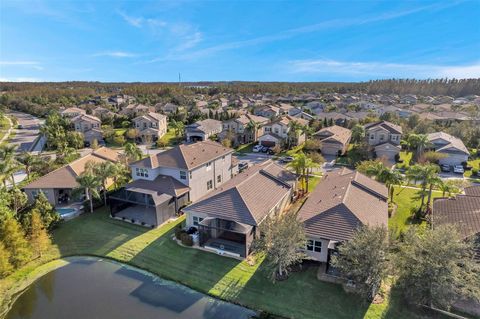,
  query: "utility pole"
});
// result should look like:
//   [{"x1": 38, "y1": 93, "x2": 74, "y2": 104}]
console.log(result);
[{"x1": 178, "y1": 73, "x2": 182, "y2": 86}]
